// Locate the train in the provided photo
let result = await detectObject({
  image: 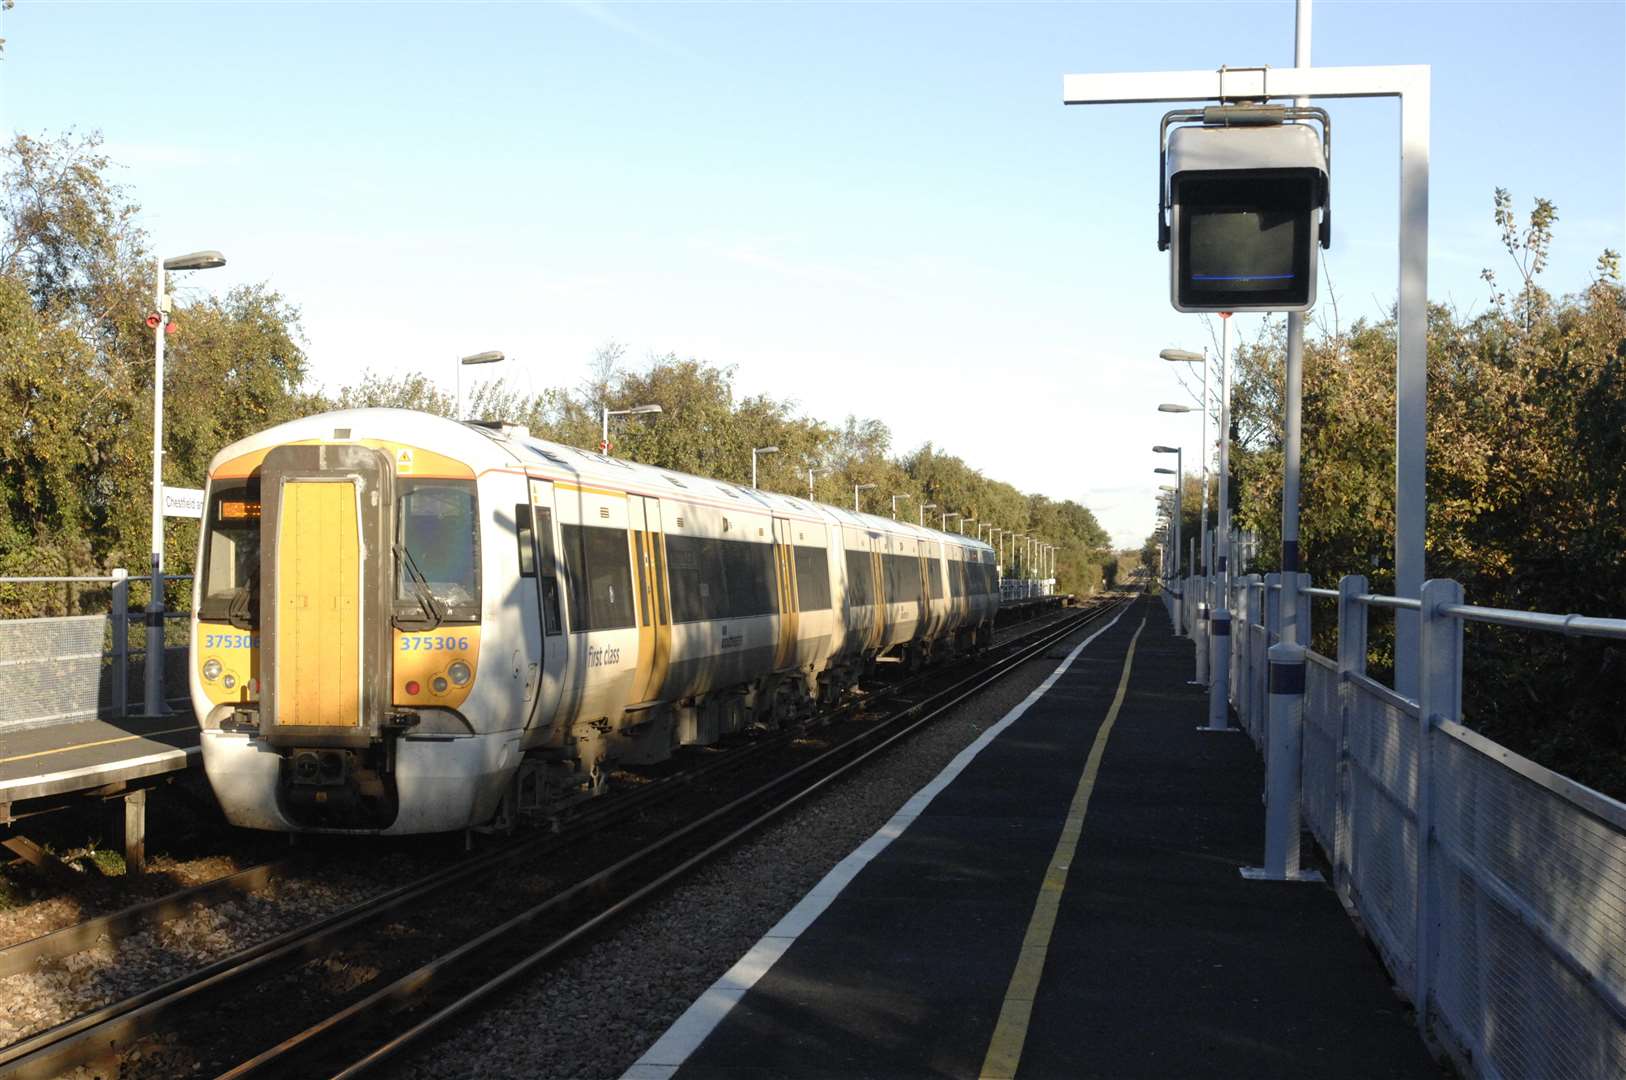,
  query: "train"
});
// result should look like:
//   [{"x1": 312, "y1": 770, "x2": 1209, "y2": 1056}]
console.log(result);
[{"x1": 189, "y1": 409, "x2": 1001, "y2": 834}]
